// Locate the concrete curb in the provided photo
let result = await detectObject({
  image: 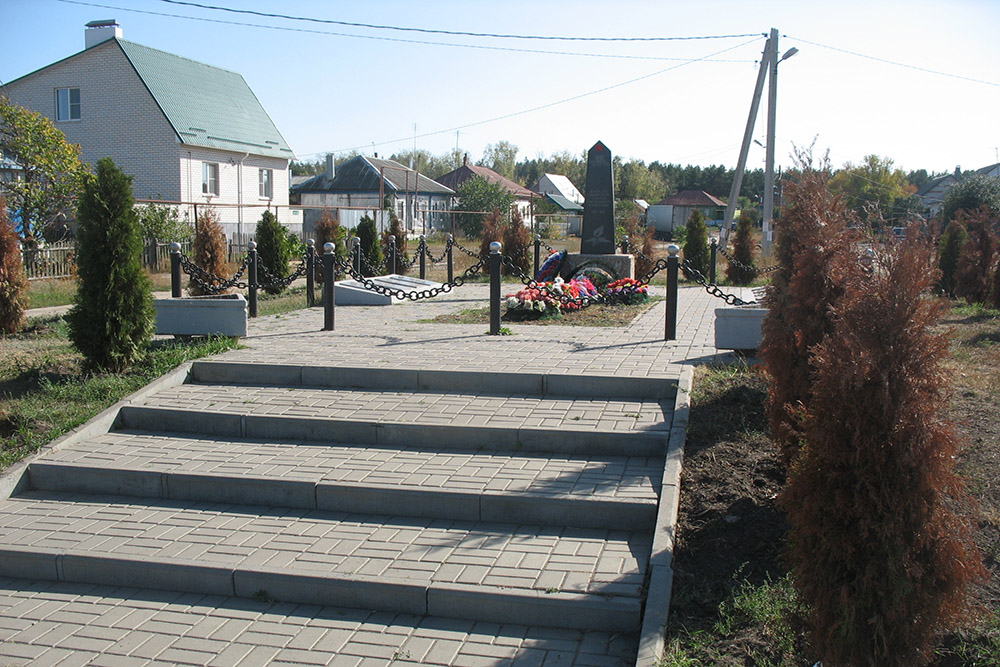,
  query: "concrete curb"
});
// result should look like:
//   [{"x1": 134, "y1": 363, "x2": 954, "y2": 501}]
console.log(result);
[
  {"x1": 191, "y1": 360, "x2": 678, "y2": 399},
  {"x1": 636, "y1": 363, "x2": 693, "y2": 667},
  {"x1": 0, "y1": 362, "x2": 195, "y2": 501},
  {"x1": 27, "y1": 464, "x2": 657, "y2": 531}
]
